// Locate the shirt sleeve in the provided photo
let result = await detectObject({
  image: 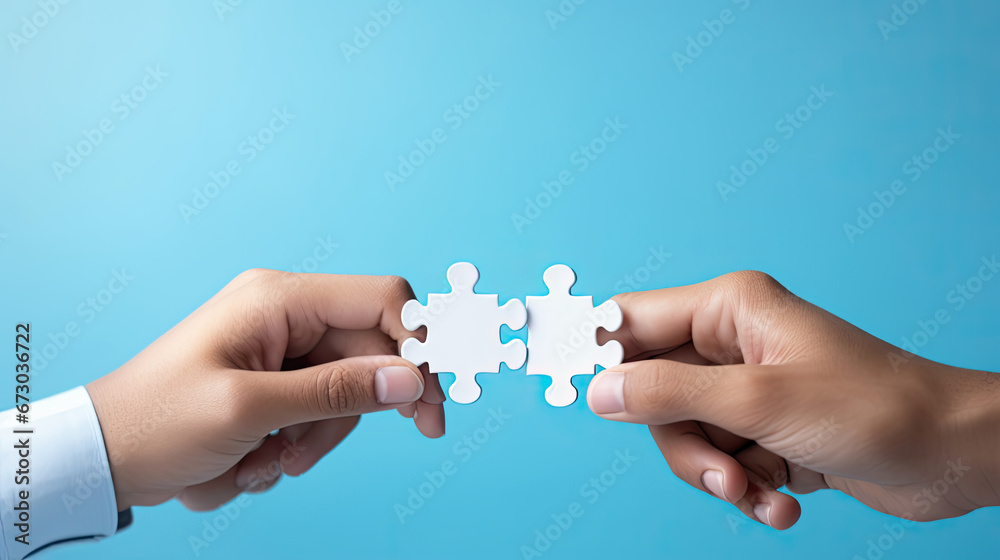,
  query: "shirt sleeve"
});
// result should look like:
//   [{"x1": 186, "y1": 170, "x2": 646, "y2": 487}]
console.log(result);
[{"x1": 0, "y1": 387, "x2": 121, "y2": 560}]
